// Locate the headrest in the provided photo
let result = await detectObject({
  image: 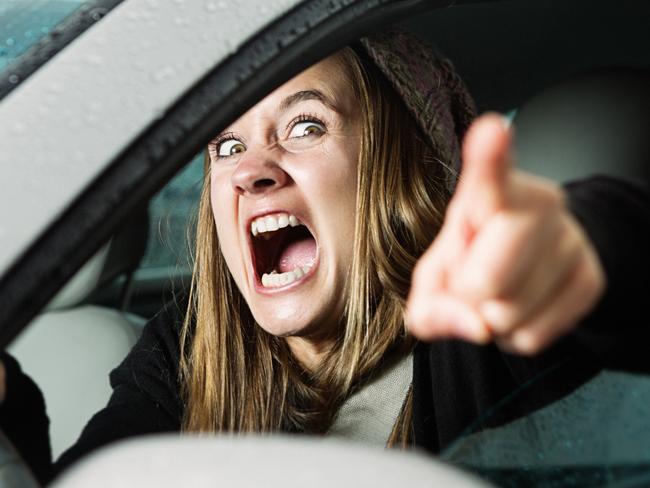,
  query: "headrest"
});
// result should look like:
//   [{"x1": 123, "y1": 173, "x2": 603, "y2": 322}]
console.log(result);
[
  {"x1": 513, "y1": 70, "x2": 650, "y2": 184},
  {"x1": 46, "y1": 205, "x2": 149, "y2": 311}
]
